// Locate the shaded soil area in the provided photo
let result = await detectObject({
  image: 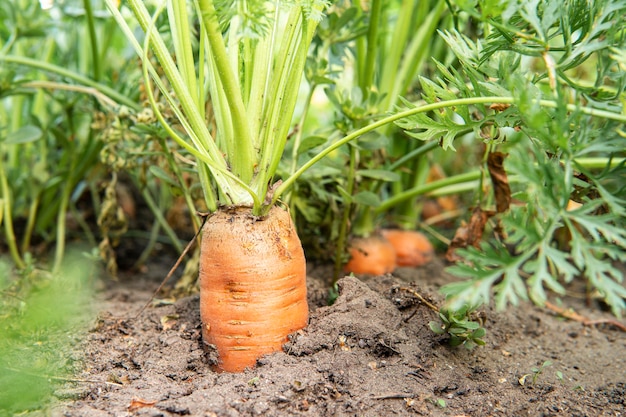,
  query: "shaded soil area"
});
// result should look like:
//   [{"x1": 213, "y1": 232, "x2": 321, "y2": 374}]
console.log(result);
[{"x1": 57, "y1": 258, "x2": 626, "y2": 416}]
